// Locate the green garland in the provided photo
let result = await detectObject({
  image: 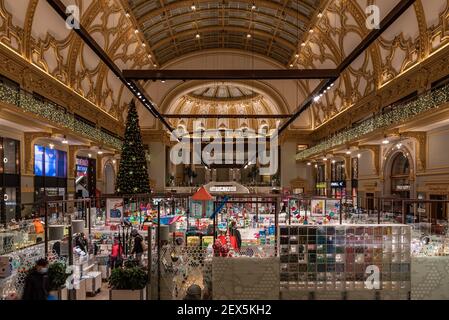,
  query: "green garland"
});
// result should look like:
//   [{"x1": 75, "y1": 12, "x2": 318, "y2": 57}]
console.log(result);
[
  {"x1": 0, "y1": 82, "x2": 122, "y2": 149},
  {"x1": 297, "y1": 84, "x2": 449, "y2": 160}
]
